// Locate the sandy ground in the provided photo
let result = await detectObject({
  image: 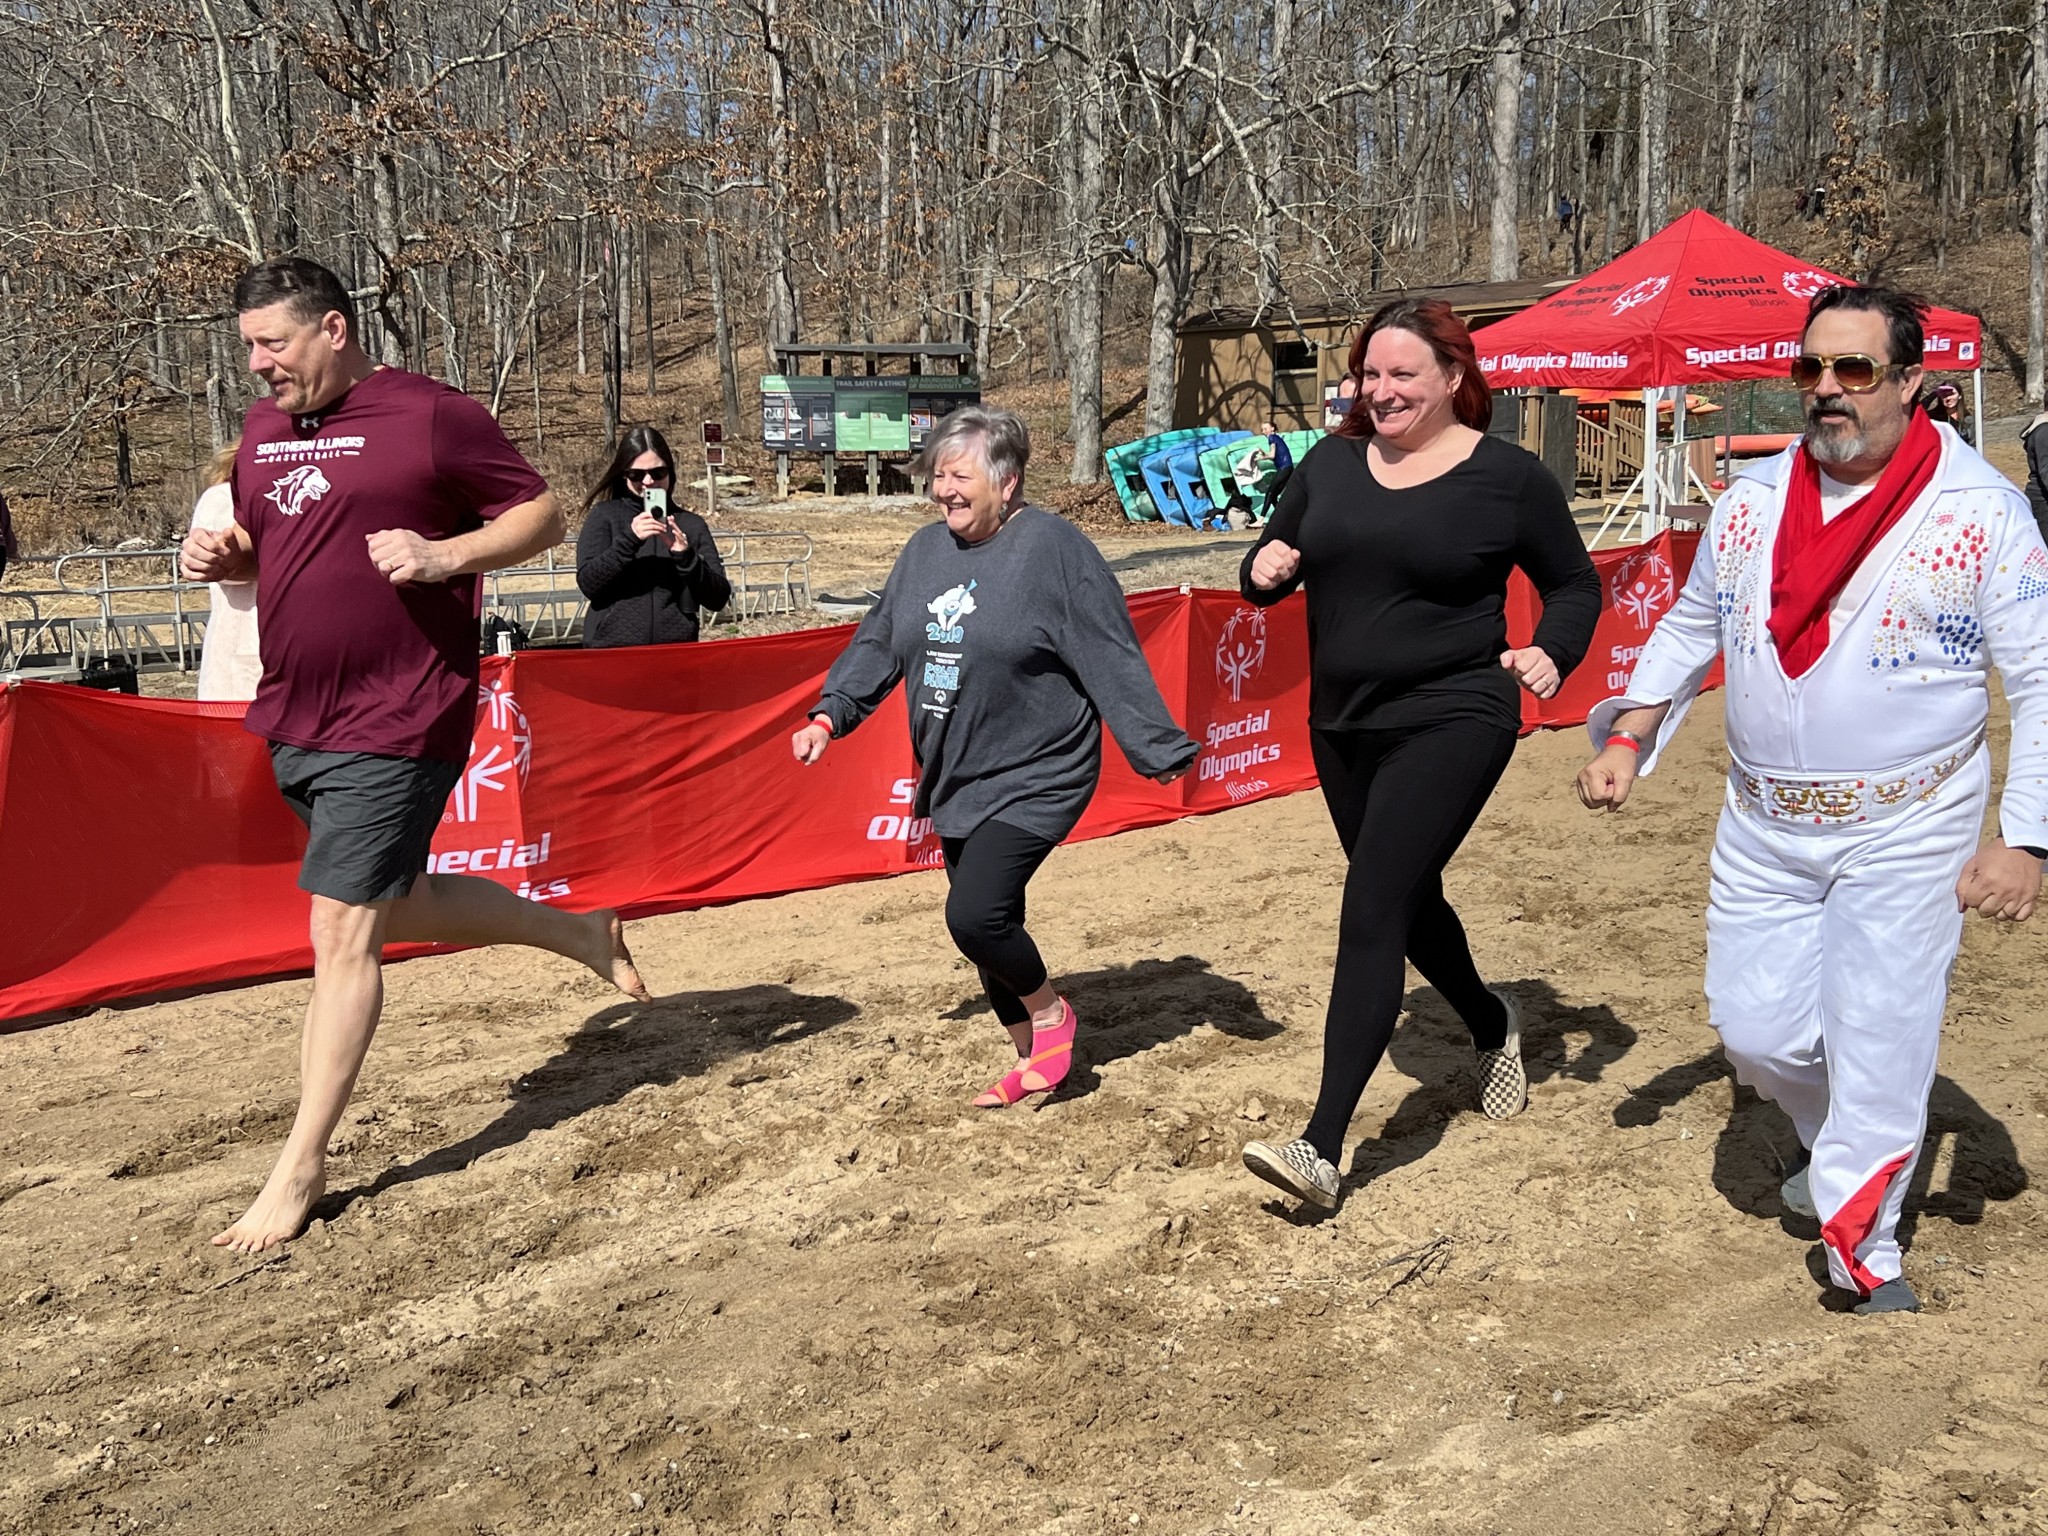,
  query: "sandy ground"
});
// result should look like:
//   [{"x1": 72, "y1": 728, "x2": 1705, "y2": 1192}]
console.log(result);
[{"x1": 7, "y1": 672, "x2": 2048, "y2": 1534}]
